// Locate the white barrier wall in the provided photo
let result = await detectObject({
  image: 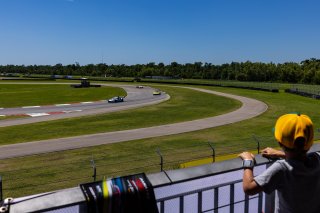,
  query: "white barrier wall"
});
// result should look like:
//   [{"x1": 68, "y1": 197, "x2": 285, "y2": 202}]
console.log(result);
[{"x1": 154, "y1": 165, "x2": 267, "y2": 213}]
